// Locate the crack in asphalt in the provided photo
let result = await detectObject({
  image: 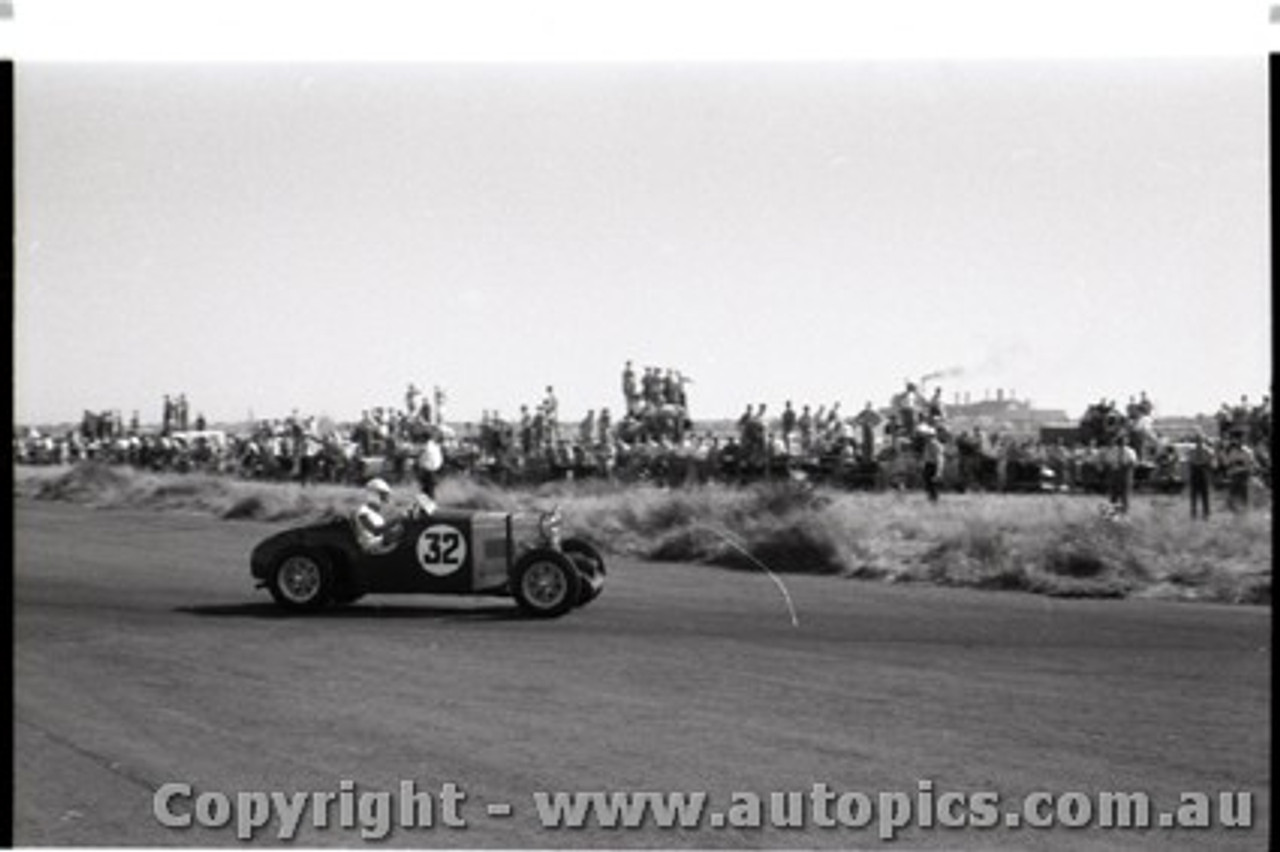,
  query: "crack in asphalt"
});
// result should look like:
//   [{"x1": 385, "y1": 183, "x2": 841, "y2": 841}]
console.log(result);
[{"x1": 16, "y1": 715, "x2": 162, "y2": 793}]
